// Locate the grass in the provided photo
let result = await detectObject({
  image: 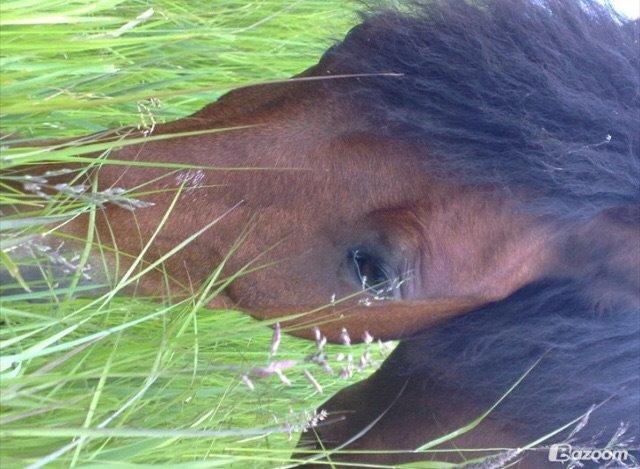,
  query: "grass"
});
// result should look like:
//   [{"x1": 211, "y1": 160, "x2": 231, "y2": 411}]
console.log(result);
[
  {"x1": 0, "y1": 0, "x2": 357, "y2": 138},
  {"x1": 1, "y1": 297, "x2": 392, "y2": 467},
  {"x1": 0, "y1": 1, "x2": 395, "y2": 467}
]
